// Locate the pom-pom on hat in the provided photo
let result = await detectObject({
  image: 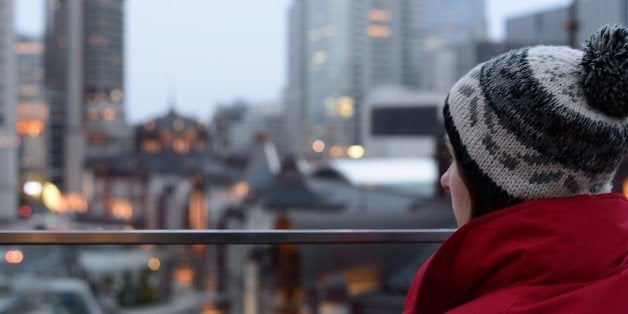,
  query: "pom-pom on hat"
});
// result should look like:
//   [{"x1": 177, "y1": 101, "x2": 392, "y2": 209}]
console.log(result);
[{"x1": 443, "y1": 25, "x2": 628, "y2": 215}]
